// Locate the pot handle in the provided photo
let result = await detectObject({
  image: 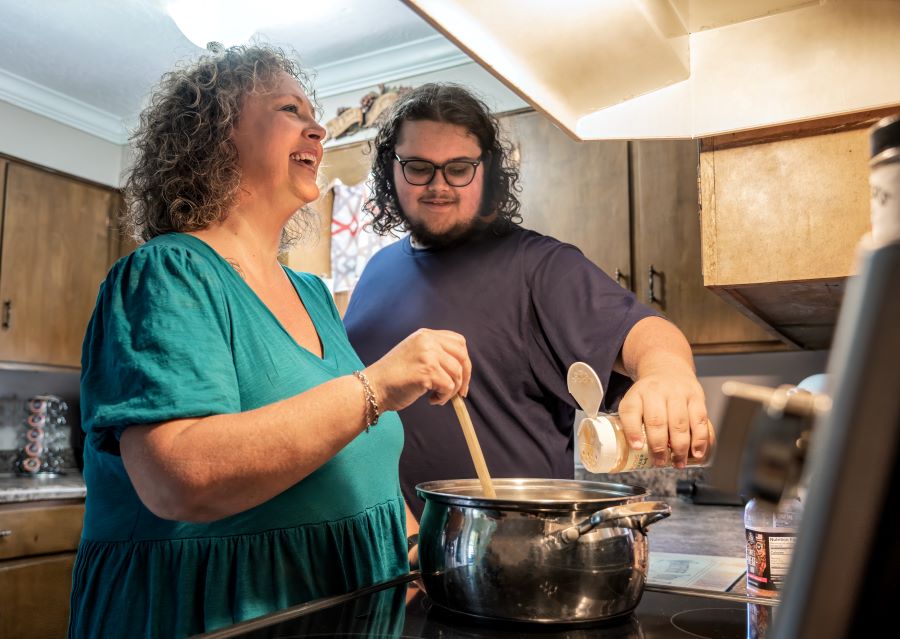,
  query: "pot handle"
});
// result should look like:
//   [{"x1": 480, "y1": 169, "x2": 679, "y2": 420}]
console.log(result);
[{"x1": 558, "y1": 501, "x2": 671, "y2": 544}]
